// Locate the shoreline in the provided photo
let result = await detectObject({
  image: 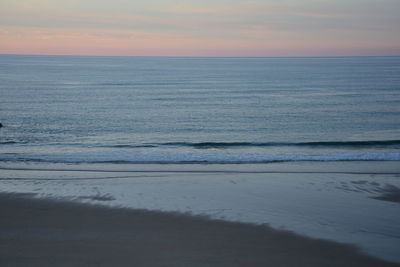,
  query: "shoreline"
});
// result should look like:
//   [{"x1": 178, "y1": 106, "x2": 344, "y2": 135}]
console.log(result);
[
  {"x1": 1, "y1": 192, "x2": 399, "y2": 267},
  {"x1": 1, "y1": 161, "x2": 399, "y2": 264},
  {"x1": 1, "y1": 160, "x2": 400, "y2": 175}
]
